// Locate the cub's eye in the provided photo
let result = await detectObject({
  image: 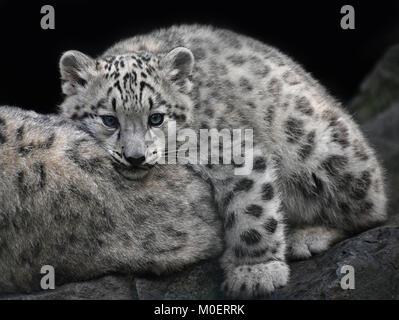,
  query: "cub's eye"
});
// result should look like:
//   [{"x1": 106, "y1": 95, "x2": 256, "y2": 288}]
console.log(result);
[
  {"x1": 101, "y1": 115, "x2": 119, "y2": 129},
  {"x1": 149, "y1": 113, "x2": 165, "y2": 127}
]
